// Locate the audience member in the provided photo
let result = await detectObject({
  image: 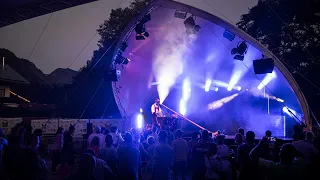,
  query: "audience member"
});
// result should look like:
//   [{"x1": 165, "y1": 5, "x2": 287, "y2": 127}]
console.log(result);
[
  {"x1": 265, "y1": 130, "x2": 272, "y2": 137},
  {"x1": 146, "y1": 136, "x2": 156, "y2": 172},
  {"x1": 152, "y1": 130, "x2": 173, "y2": 180},
  {"x1": 110, "y1": 126, "x2": 124, "y2": 147},
  {"x1": 61, "y1": 125, "x2": 75, "y2": 165},
  {"x1": 85, "y1": 148, "x2": 115, "y2": 180},
  {"x1": 88, "y1": 126, "x2": 105, "y2": 149},
  {"x1": 100, "y1": 134, "x2": 118, "y2": 174},
  {"x1": 52, "y1": 127, "x2": 64, "y2": 172},
  {"x1": 236, "y1": 131, "x2": 258, "y2": 180},
  {"x1": 192, "y1": 130, "x2": 213, "y2": 180},
  {"x1": 292, "y1": 131, "x2": 319, "y2": 164},
  {"x1": 238, "y1": 128, "x2": 245, "y2": 139},
  {"x1": 27, "y1": 135, "x2": 40, "y2": 153},
  {"x1": 117, "y1": 132, "x2": 140, "y2": 180},
  {"x1": 172, "y1": 129, "x2": 188, "y2": 180},
  {"x1": 250, "y1": 140, "x2": 306, "y2": 180},
  {"x1": 89, "y1": 136, "x2": 101, "y2": 157},
  {"x1": 234, "y1": 133, "x2": 244, "y2": 146},
  {"x1": 65, "y1": 153, "x2": 96, "y2": 180},
  {"x1": 205, "y1": 143, "x2": 226, "y2": 180},
  {"x1": 149, "y1": 126, "x2": 159, "y2": 143}
]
